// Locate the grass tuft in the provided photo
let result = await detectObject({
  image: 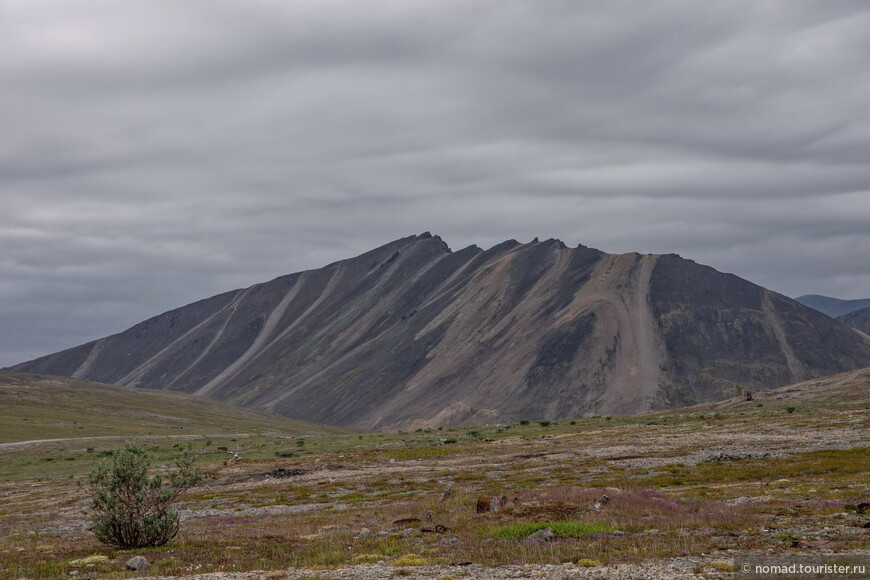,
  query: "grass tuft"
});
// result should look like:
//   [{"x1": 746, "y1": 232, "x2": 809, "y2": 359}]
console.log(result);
[{"x1": 489, "y1": 521, "x2": 612, "y2": 540}]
